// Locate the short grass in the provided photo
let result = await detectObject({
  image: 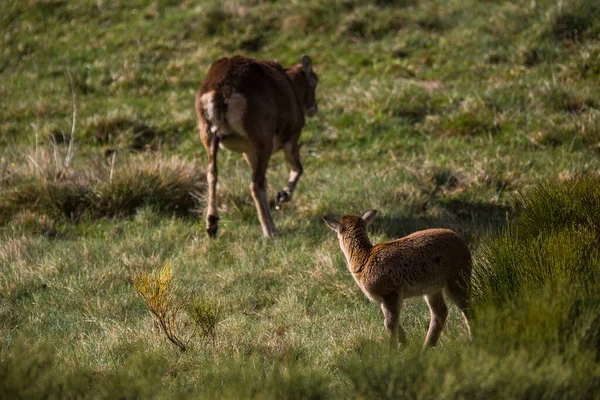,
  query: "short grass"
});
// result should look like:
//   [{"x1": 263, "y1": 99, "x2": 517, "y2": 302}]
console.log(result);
[{"x1": 1, "y1": 0, "x2": 600, "y2": 398}]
